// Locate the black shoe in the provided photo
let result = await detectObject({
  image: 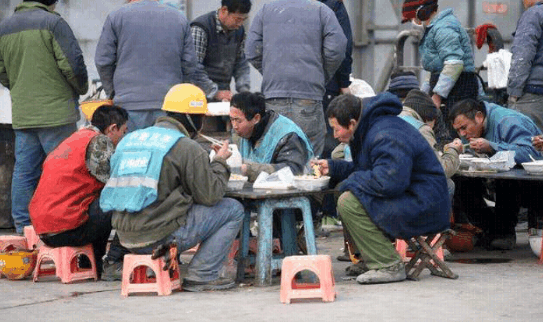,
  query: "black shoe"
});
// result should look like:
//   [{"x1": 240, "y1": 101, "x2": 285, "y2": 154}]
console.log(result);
[
  {"x1": 489, "y1": 234, "x2": 516, "y2": 250},
  {"x1": 182, "y1": 277, "x2": 236, "y2": 292}
]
